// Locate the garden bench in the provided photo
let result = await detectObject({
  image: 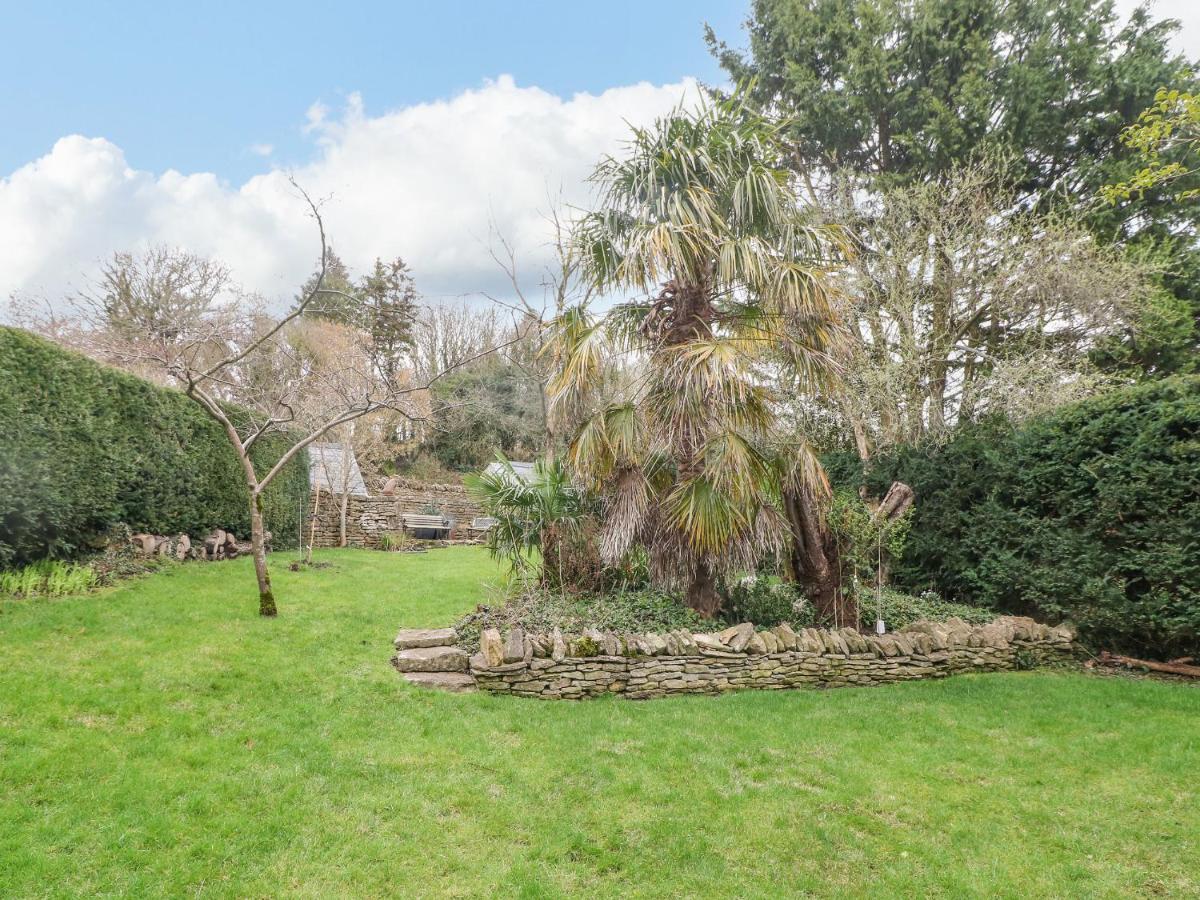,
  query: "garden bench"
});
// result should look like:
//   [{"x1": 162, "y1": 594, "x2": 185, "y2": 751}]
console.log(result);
[{"x1": 400, "y1": 513, "x2": 452, "y2": 539}]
